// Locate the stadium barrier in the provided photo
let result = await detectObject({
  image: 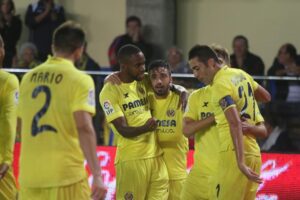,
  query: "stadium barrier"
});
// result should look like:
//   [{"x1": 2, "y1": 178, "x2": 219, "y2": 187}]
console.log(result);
[{"x1": 12, "y1": 143, "x2": 300, "y2": 200}]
